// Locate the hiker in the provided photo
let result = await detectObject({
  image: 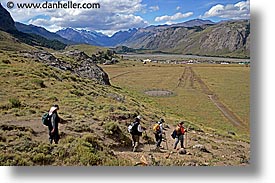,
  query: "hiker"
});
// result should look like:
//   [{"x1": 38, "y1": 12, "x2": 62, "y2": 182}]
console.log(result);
[
  {"x1": 48, "y1": 104, "x2": 60, "y2": 144},
  {"x1": 173, "y1": 121, "x2": 185, "y2": 150},
  {"x1": 129, "y1": 115, "x2": 144, "y2": 152},
  {"x1": 154, "y1": 118, "x2": 165, "y2": 149}
]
